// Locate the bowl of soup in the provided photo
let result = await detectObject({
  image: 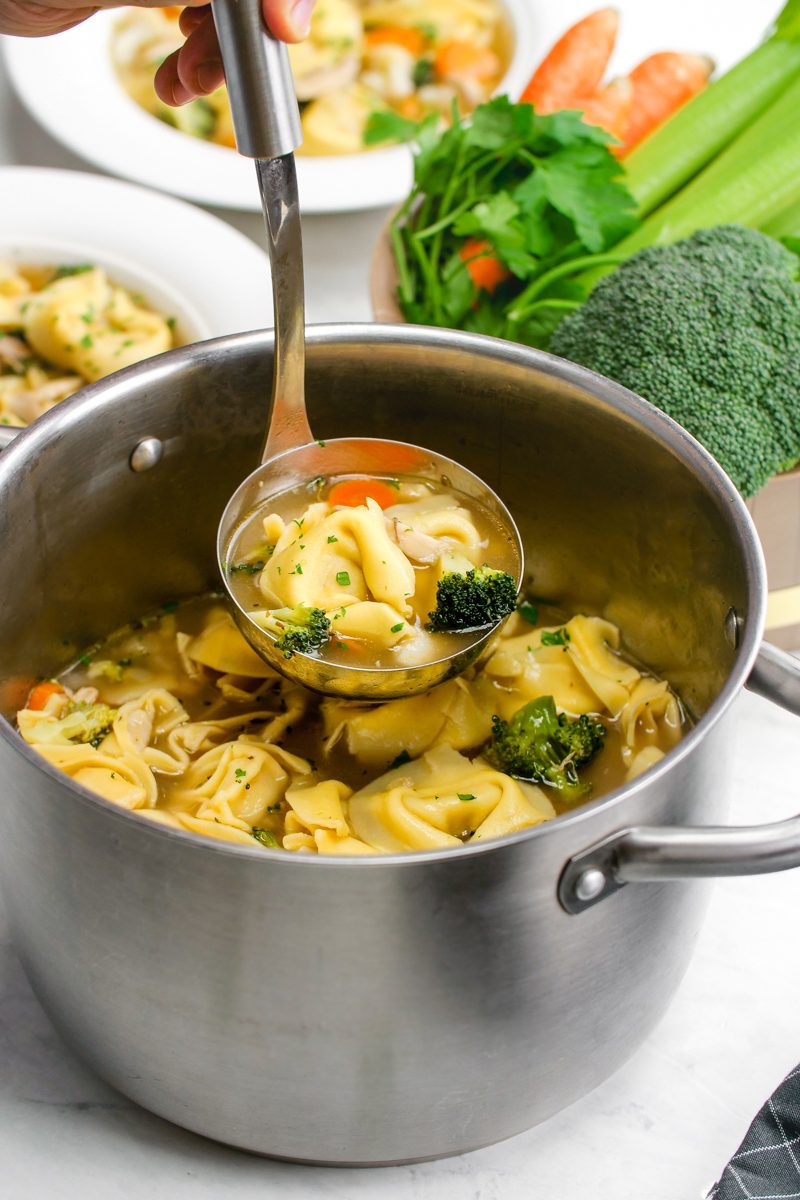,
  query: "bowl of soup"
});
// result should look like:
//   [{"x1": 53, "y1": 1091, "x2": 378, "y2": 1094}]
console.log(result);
[
  {"x1": 4, "y1": 0, "x2": 536, "y2": 212},
  {"x1": 0, "y1": 322, "x2": 780, "y2": 1163}
]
